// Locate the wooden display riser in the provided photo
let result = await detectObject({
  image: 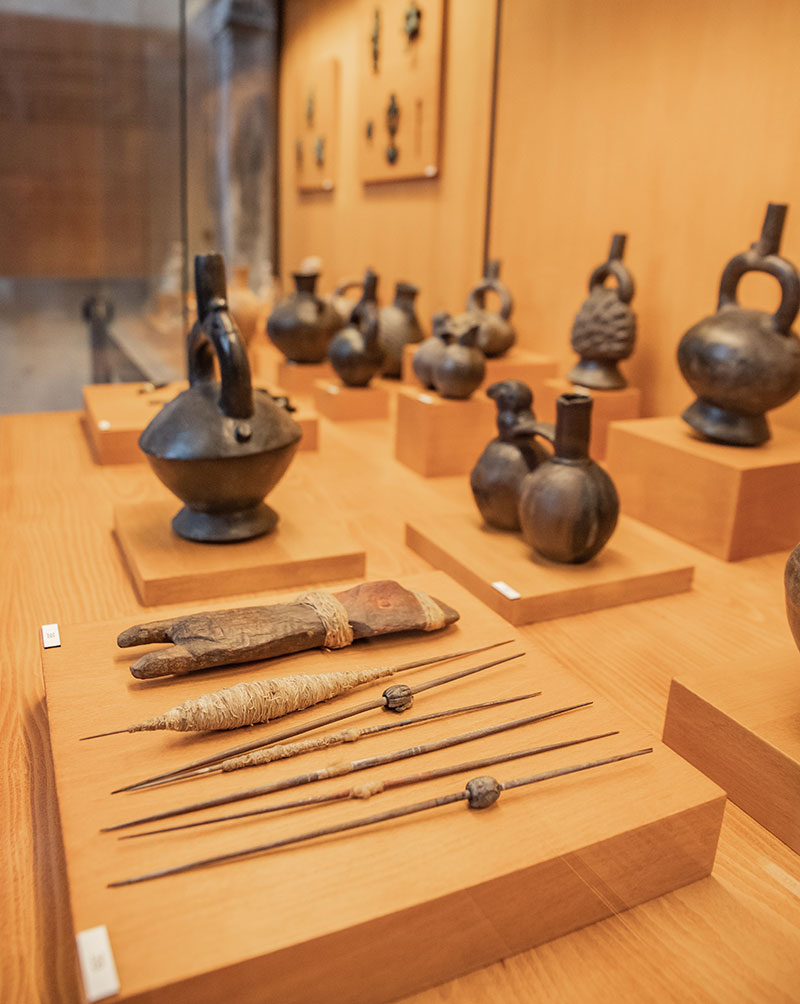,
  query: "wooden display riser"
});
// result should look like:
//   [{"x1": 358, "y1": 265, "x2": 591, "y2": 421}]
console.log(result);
[
  {"x1": 276, "y1": 358, "x2": 336, "y2": 394},
  {"x1": 536, "y1": 378, "x2": 642, "y2": 460},
  {"x1": 82, "y1": 381, "x2": 319, "y2": 464},
  {"x1": 663, "y1": 641, "x2": 800, "y2": 854},
  {"x1": 40, "y1": 570, "x2": 724, "y2": 1004},
  {"x1": 394, "y1": 386, "x2": 495, "y2": 476},
  {"x1": 401, "y1": 343, "x2": 558, "y2": 392},
  {"x1": 405, "y1": 498, "x2": 693, "y2": 625},
  {"x1": 250, "y1": 341, "x2": 282, "y2": 385},
  {"x1": 114, "y1": 499, "x2": 365, "y2": 606},
  {"x1": 312, "y1": 380, "x2": 391, "y2": 420},
  {"x1": 605, "y1": 417, "x2": 800, "y2": 560}
]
